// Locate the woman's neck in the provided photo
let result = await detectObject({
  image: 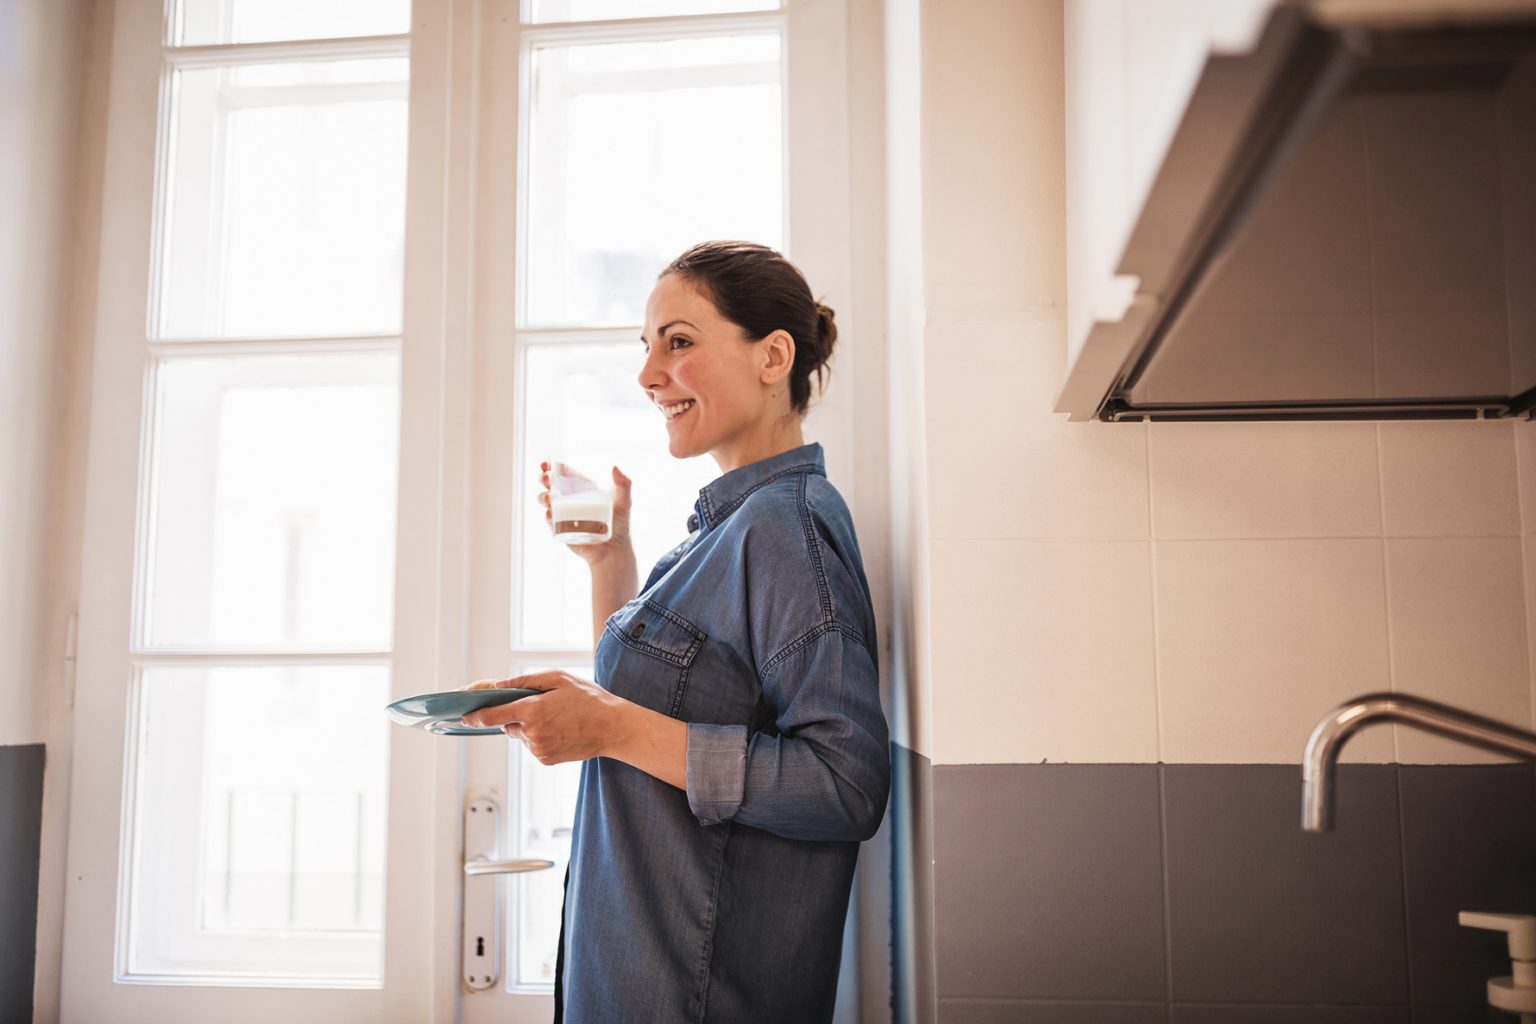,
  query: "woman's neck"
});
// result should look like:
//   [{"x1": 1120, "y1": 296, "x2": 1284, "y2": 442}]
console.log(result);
[{"x1": 711, "y1": 415, "x2": 805, "y2": 475}]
